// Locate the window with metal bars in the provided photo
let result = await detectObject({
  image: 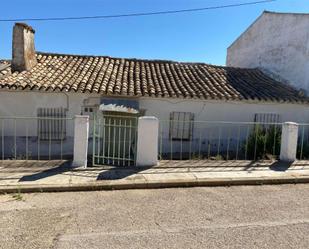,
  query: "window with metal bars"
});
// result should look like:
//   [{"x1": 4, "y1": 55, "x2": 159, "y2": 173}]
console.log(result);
[
  {"x1": 37, "y1": 107, "x2": 67, "y2": 140},
  {"x1": 83, "y1": 107, "x2": 94, "y2": 113},
  {"x1": 169, "y1": 112, "x2": 194, "y2": 141},
  {"x1": 81, "y1": 105, "x2": 97, "y2": 120},
  {"x1": 254, "y1": 113, "x2": 281, "y2": 128}
]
